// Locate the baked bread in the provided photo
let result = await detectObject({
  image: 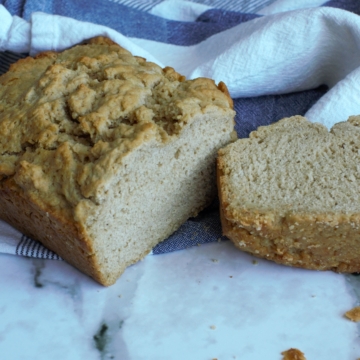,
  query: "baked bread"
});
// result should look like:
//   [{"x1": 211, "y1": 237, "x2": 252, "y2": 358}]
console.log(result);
[
  {"x1": 0, "y1": 37, "x2": 235, "y2": 285},
  {"x1": 218, "y1": 115, "x2": 360, "y2": 272}
]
